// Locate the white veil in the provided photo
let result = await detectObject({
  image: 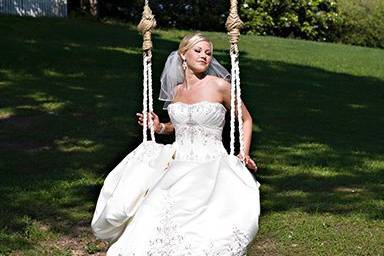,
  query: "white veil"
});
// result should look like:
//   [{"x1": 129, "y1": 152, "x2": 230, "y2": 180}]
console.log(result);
[{"x1": 158, "y1": 50, "x2": 231, "y2": 110}]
